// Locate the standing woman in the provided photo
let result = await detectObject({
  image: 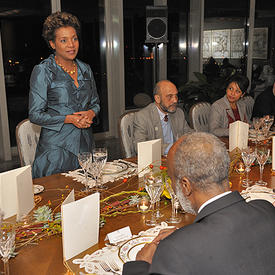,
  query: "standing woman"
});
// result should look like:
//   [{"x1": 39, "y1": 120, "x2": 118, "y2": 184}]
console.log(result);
[
  {"x1": 29, "y1": 11, "x2": 100, "y2": 178},
  {"x1": 209, "y1": 74, "x2": 249, "y2": 137}
]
